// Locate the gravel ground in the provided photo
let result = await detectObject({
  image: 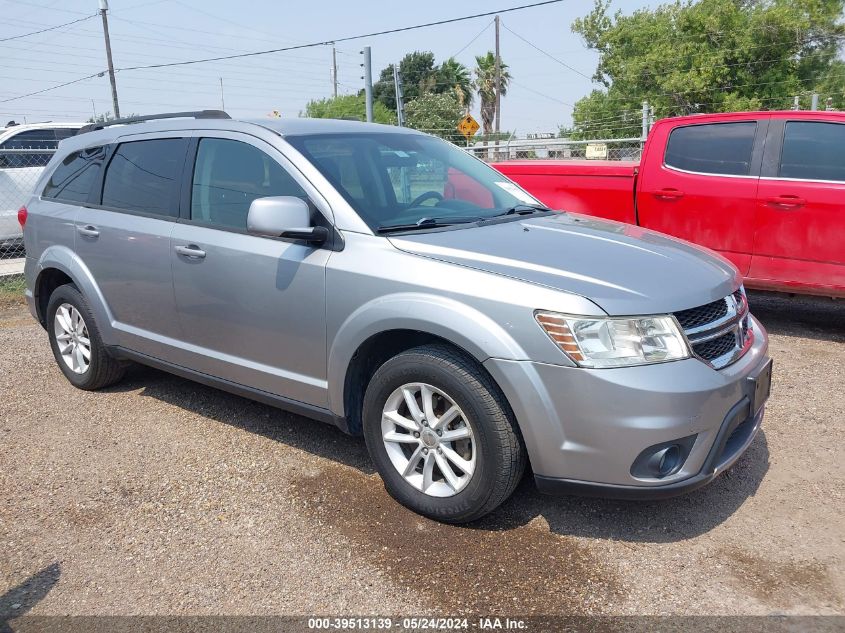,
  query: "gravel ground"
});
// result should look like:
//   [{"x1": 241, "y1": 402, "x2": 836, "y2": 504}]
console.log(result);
[{"x1": 0, "y1": 291, "x2": 843, "y2": 617}]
